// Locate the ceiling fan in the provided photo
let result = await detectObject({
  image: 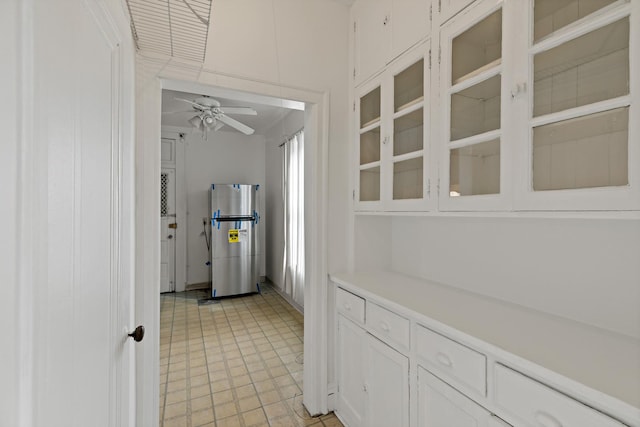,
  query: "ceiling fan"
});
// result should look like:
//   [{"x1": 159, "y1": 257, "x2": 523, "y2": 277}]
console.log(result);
[{"x1": 166, "y1": 96, "x2": 258, "y2": 136}]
